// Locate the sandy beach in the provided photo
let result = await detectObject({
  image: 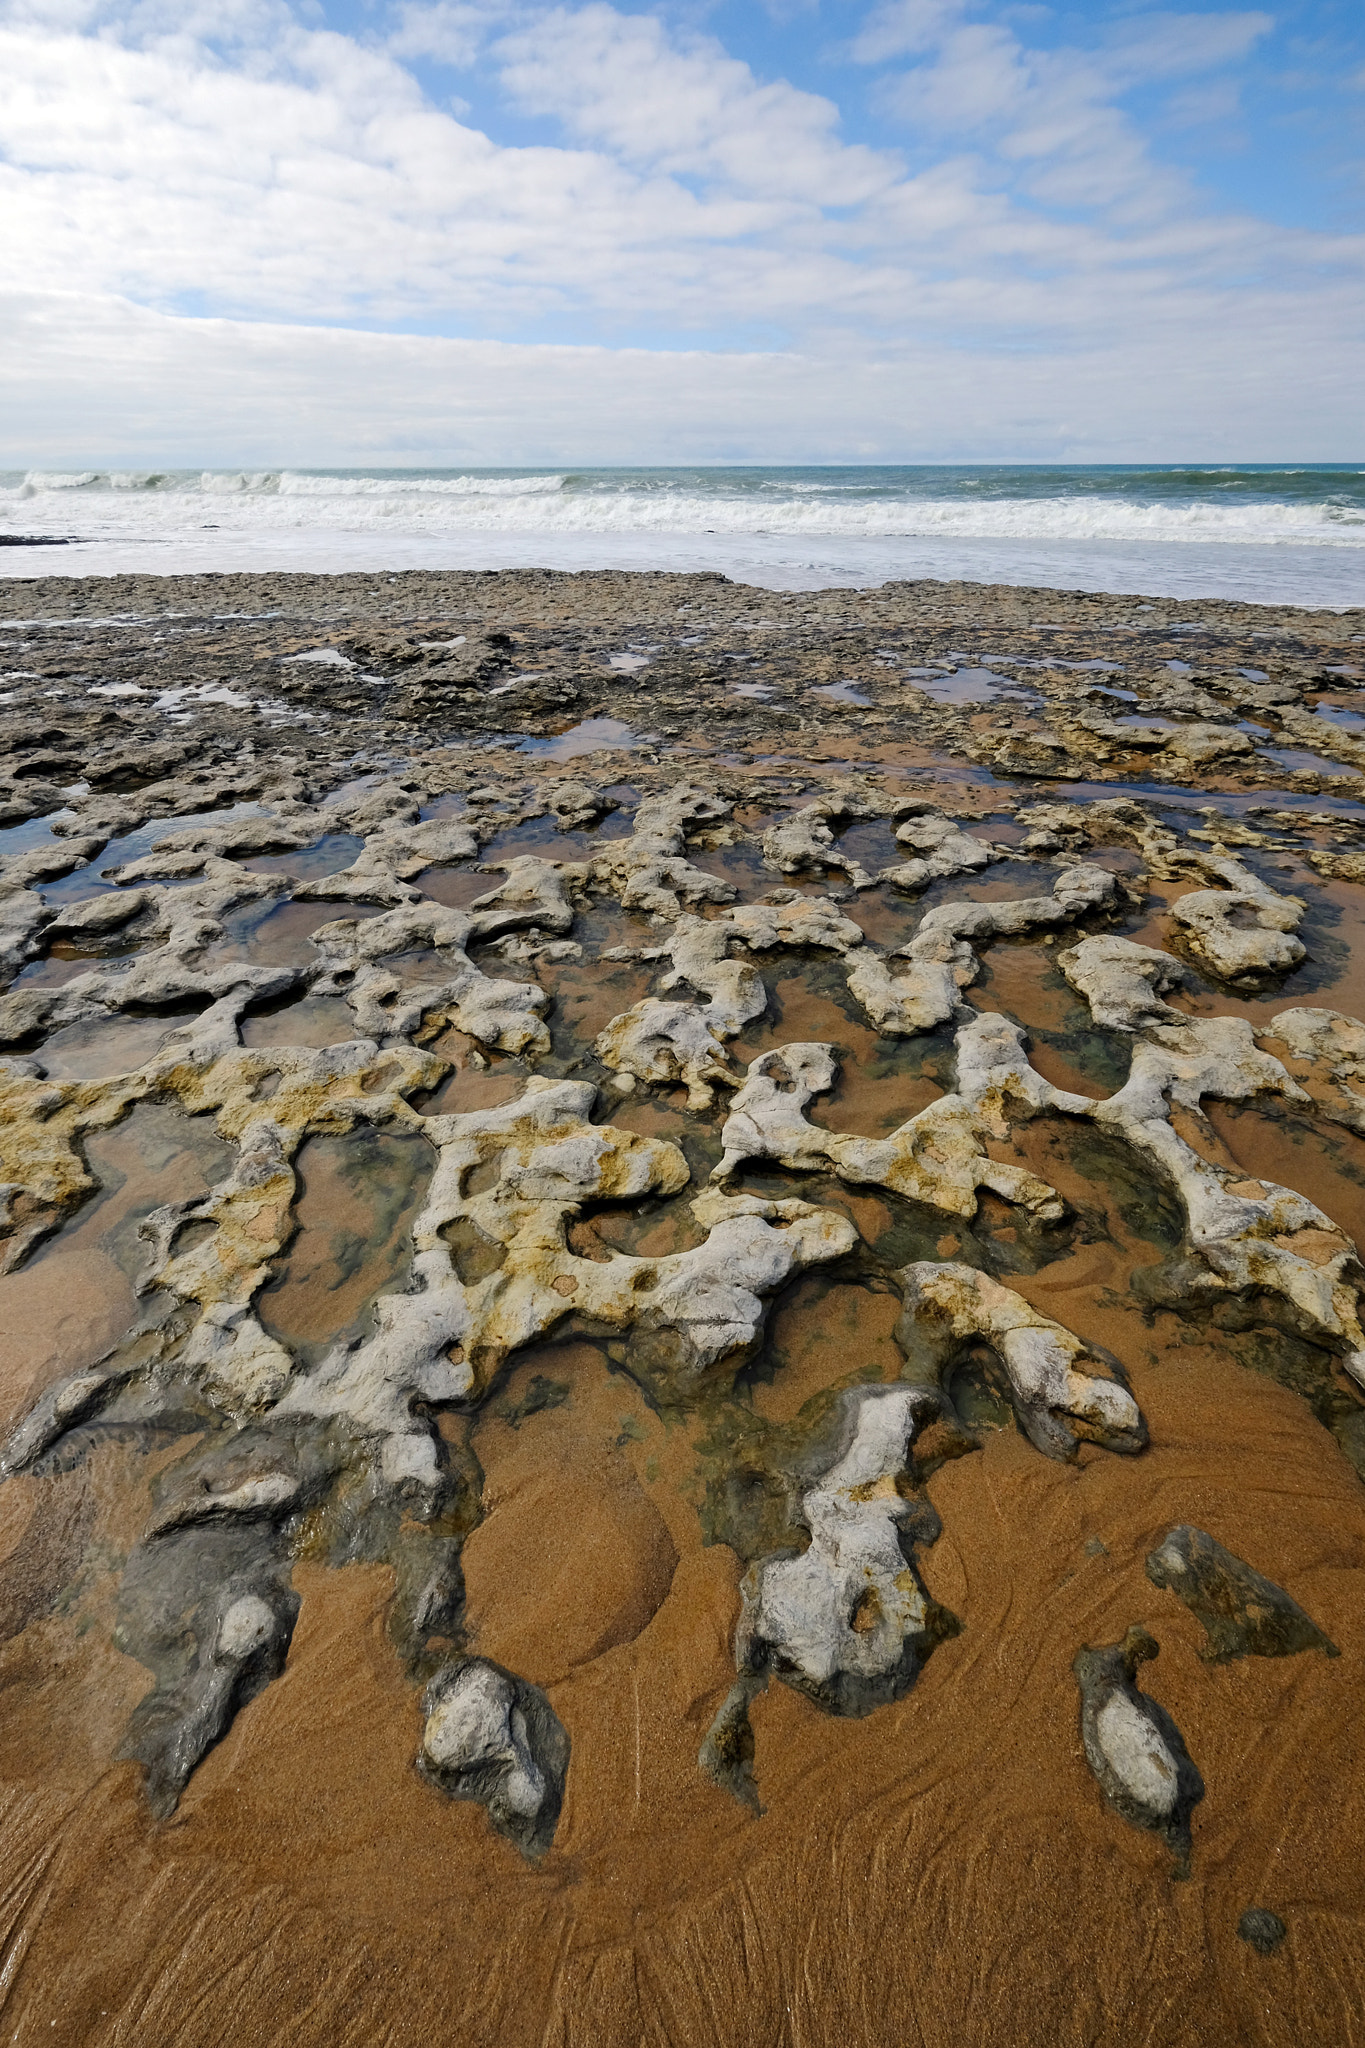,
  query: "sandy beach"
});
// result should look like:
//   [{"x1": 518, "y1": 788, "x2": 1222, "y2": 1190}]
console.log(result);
[{"x1": 2, "y1": 566, "x2": 1365, "y2": 2045}]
